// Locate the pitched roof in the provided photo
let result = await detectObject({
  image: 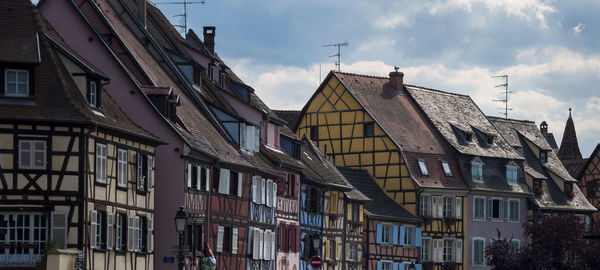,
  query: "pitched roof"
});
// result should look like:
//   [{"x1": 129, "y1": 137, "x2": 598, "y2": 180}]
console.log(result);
[
  {"x1": 273, "y1": 110, "x2": 301, "y2": 131},
  {"x1": 331, "y1": 72, "x2": 467, "y2": 190},
  {"x1": 337, "y1": 167, "x2": 418, "y2": 223},
  {"x1": 299, "y1": 136, "x2": 352, "y2": 190},
  {"x1": 558, "y1": 109, "x2": 583, "y2": 162},
  {"x1": 490, "y1": 117, "x2": 595, "y2": 212},
  {"x1": 577, "y1": 144, "x2": 600, "y2": 179},
  {"x1": 0, "y1": 1, "x2": 40, "y2": 64},
  {"x1": 0, "y1": 0, "x2": 159, "y2": 144},
  {"x1": 260, "y1": 144, "x2": 303, "y2": 170},
  {"x1": 96, "y1": 0, "x2": 250, "y2": 166}
]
